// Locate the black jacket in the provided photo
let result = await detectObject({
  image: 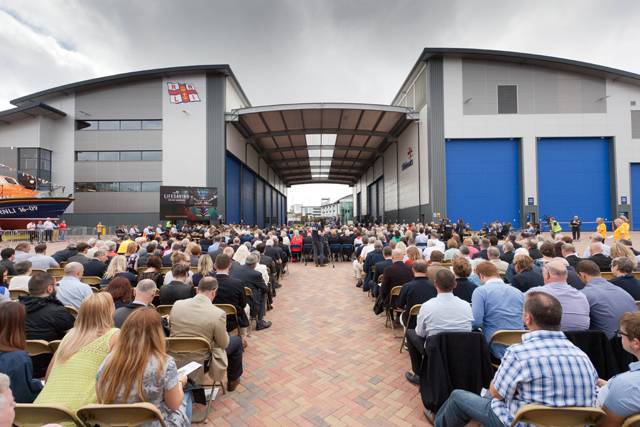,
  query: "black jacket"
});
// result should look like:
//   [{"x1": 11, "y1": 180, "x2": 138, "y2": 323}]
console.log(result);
[
  {"x1": 567, "y1": 268, "x2": 586, "y2": 290},
  {"x1": 371, "y1": 259, "x2": 393, "y2": 284},
  {"x1": 380, "y1": 261, "x2": 415, "y2": 308},
  {"x1": 264, "y1": 247, "x2": 281, "y2": 262},
  {"x1": 0, "y1": 259, "x2": 15, "y2": 275},
  {"x1": 589, "y1": 253, "x2": 613, "y2": 272},
  {"x1": 212, "y1": 273, "x2": 249, "y2": 331},
  {"x1": 453, "y1": 278, "x2": 478, "y2": 303},
  {"x1": 471, "y1": 249, "x2": 488, "y2": 260},
  {"x1": 563, "y1": 330, "x2": 619, "y2": 380},
  {"x1": 230, "y1": 264, "x2": 269, "y2": 316},
  {"x1": 396, "y1": 277, "x2": 437, "y2": 327},
  {"x1": 82, "y1": 259, "x2": 108, "y2": 278},
  {"x1": 67, "y1": 254, "x2": 90, "y2": 264},
  {"x1": 565, "y1": 254, "x2": 582, "y2": 268},
  {"x1": 100, "y1": 271, "x2": 136, "y2": 288},
  {"x1": 208, "y1": 249, "x2": 224, "y2": 262},
  {"x1": 363, "y1": 249, "x2": 384, "y2": 286},
  {"x1": 511, "y1": 269, "x2": 545, "y2": 293},
  {"x1": 113, "y1": 302, "x2": 171, "y2": 336},
  {"x1": 161, "y1": 253, "x2": 173, "y2": 267},
  {"x1": 499, "y1": 252, "x2": 515, "y2": 265},
  {"x1": 609, "y1": 274, "x2": 640, "y2": 300},
  {"x1": 159, "y1": 281, "x2": 196, "y2": 305},
  {"x1": 528, "y1": 248, "x2": 543, "y2": 260},
  {"x1": 19, "y1": 294, "x2": 75, "y2": 378}
]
